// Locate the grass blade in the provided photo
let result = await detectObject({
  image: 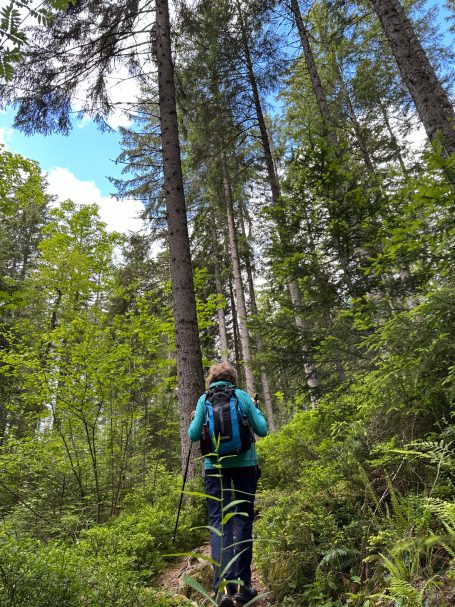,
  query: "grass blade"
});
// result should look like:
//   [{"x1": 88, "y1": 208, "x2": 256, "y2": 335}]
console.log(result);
[
  {"x1": 190, "y1": 524, "x2": 223, "y2": 537},
  {"x1": 182, "y1": 574, "x2": 217, "y2": 605}
]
